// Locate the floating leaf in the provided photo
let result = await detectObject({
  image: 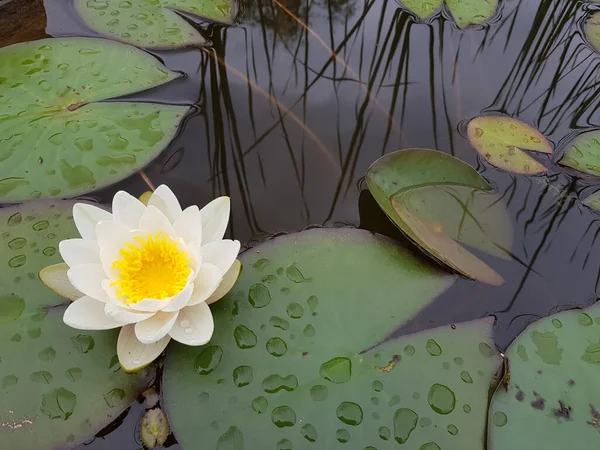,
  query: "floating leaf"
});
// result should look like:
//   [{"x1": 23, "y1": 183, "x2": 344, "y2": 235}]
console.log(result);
[
  {"x1": 163, "y1": 229, "x2": 503, "y2": 448},
  {"x1": 0, "y1": 201, "x2": 149, "y2": 449},
  {"x1": 488, "y1": 302, "x2": 600, "y2": 450},
  {"x1": 585, "y1": 11, "x2": 600, "y2": 54},
  {"x1": 141, "y1": 408, "x2": 170, "y2": 448},
  {"x1": 446, "y1": 0, "x2": 498, "y2": 28},
  {"x1": 366, "y1": 149, "x2": 507, "y2": 284},
  {"x1": 366, "y1": 148, "x2": 491, "y2": 242},
  {"x1": 163, "y1": 230, "x2": 501, "y2": 450},
  {"x1": 559, "y1": 130, "x2": 600, "y2": 177},
  {"x1": 0, "y1": 37, "x2": 188, "y2": 202},
  {"x1": 400, "y1": 0, "x2": 443, "y2": 20},
  {"x1": 467, "y1": 116, "x2": 552, "y2": 174},
  {"x1": 74, "y1": 0, "x2": 235, "y2": 49}
]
